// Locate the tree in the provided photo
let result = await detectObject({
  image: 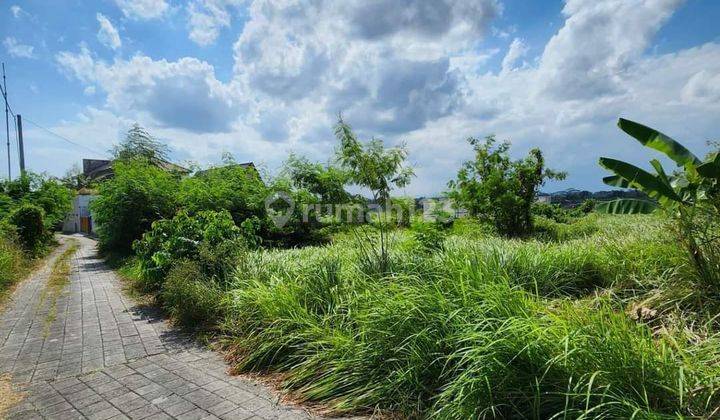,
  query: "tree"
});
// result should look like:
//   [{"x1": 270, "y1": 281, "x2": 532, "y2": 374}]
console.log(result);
[
  {"x1": 91, "y1": 160, "x2": 179, "y2": 253},
  {"x1": 283, "y1": 153, "x2": 354, "y2": 204},
  {"x1": 111, "y1": 124, "x2": 170, "y2": 163},
  {"x1": 448, "y1": 135, "x2": 566, "y2": 237},
  {"x1": 179, "y1": 161, "x2": 268, "y2": 227},
  {"x1": 1, "y1": 173, "x2": 72, "y2": 230},
  {"x1": 62, "y1": 163, "x2": 92, "y2": 190},
  {"x1": 334, "y1": 117, "x2": 414, "y2": 273}
]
